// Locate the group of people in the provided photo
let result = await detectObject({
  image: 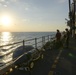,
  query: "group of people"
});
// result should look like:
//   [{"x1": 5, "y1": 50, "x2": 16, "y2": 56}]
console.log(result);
[{"x1": 55, "y1": 28, "x2": 70, "y2": 48}]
